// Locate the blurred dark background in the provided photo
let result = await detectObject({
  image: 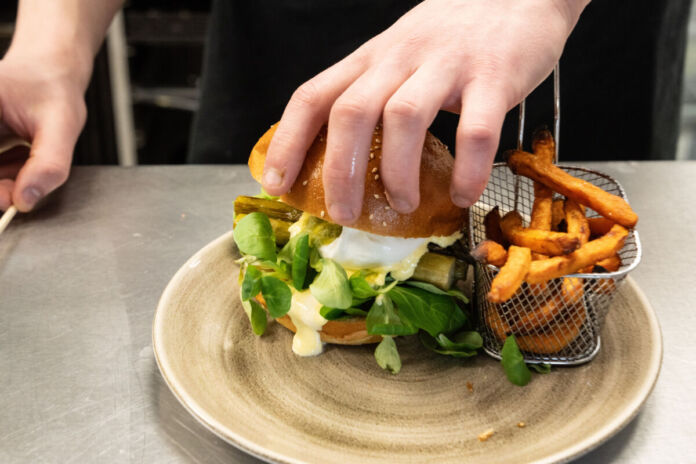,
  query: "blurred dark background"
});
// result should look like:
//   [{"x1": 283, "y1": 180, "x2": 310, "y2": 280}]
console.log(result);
[{"x1": 2, "y1": 0, "x2": 696, "y2": 164}]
